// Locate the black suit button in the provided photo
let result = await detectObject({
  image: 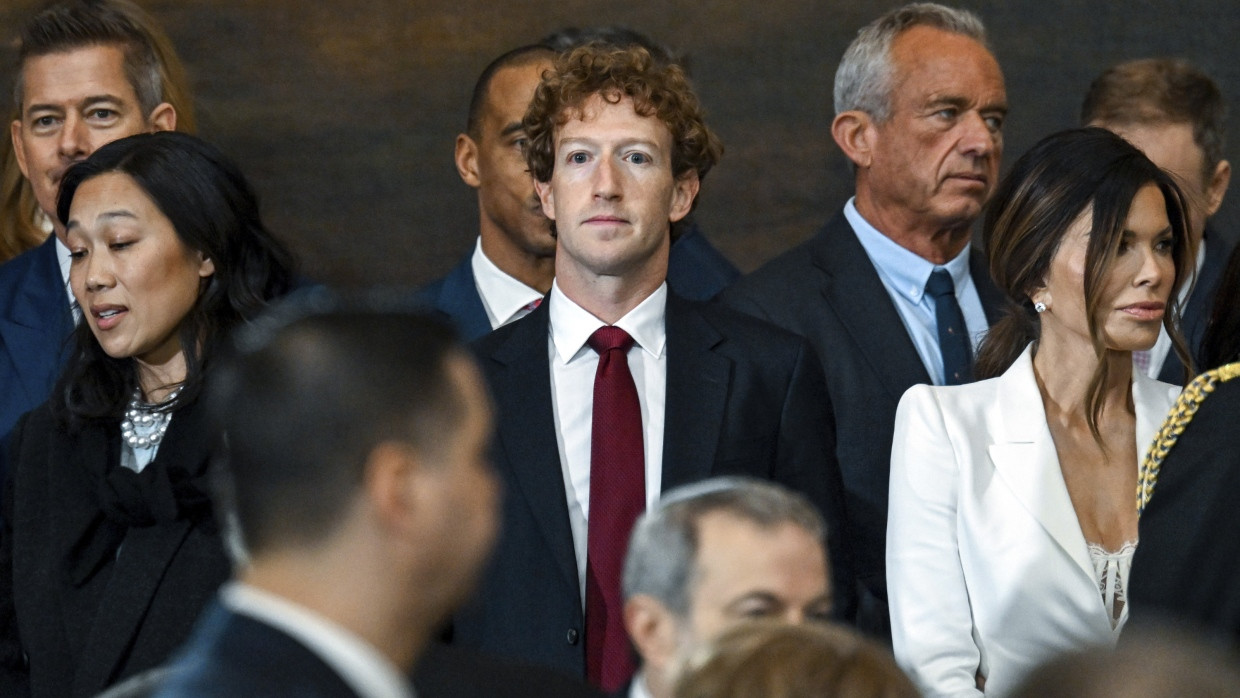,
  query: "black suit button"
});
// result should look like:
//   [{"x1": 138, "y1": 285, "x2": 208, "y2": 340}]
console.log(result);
[{"x1": 566, "y1": 628, "x2": 580, "y2": 645}]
